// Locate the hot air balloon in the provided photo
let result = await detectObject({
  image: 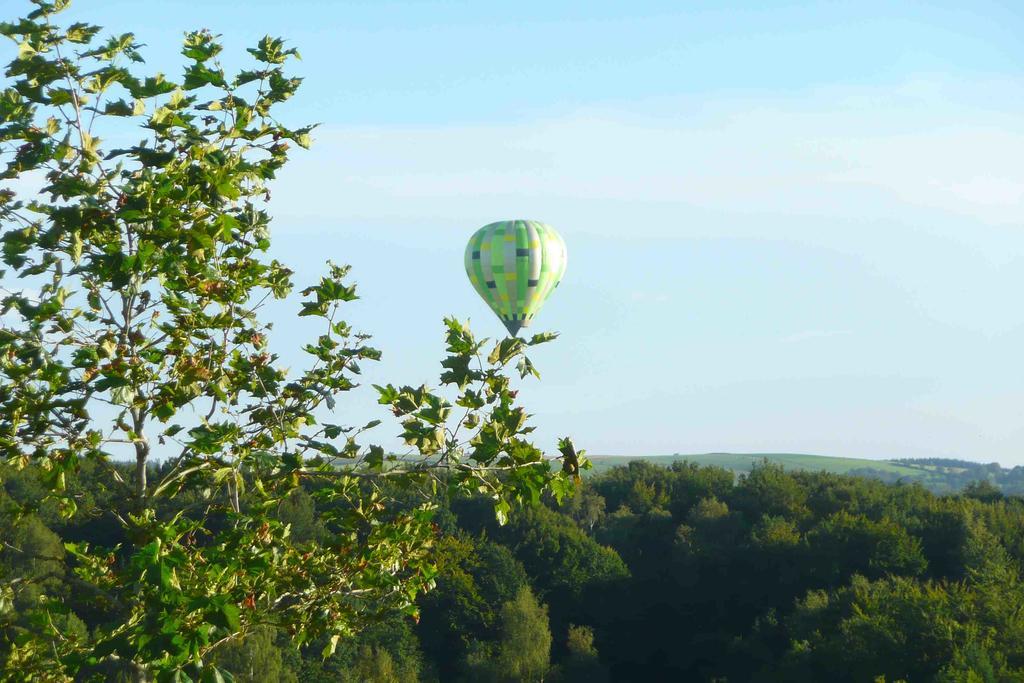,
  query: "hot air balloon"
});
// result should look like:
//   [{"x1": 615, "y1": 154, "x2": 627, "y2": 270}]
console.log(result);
[{"x1": 464, "y1": 220, "x2": 567, "y2": 336}]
